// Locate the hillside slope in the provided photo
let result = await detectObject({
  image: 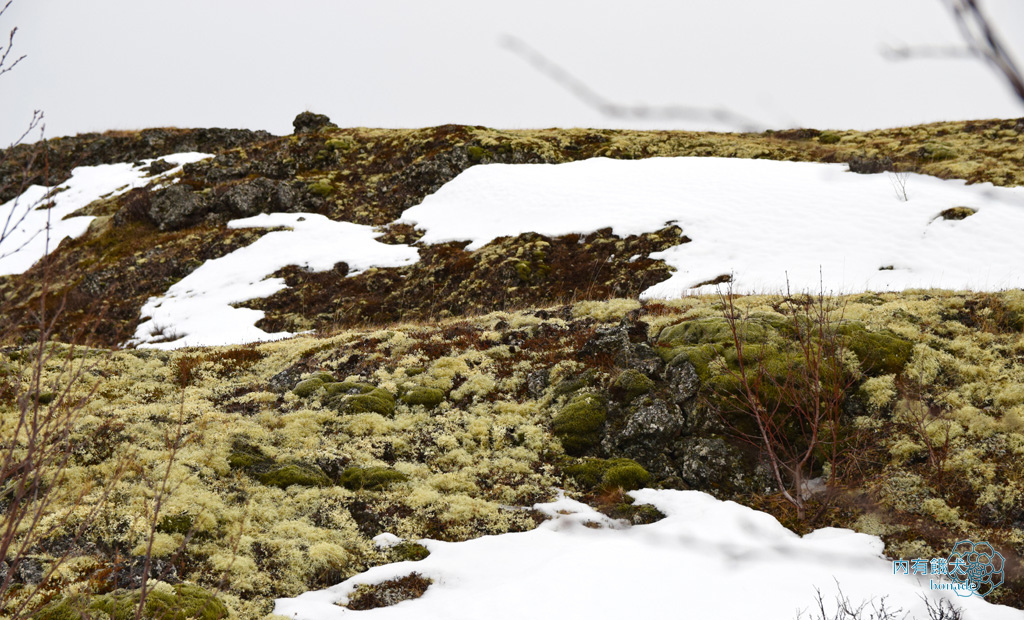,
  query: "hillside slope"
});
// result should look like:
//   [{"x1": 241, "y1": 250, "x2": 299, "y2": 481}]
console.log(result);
[{"x1": 1, "y1": 116, "x2": 1023, "y2": 618}]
